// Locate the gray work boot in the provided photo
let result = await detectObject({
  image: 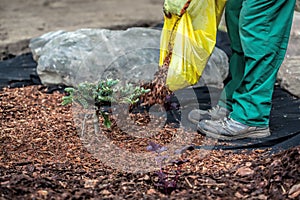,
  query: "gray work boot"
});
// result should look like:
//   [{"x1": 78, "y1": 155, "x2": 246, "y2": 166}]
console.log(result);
[
  {"x1": 197, "y1": 117, "x2": 271, "y2": 141},
  {"x1": 188, "y1": 105, "x2": 230, "y2": 124}
]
